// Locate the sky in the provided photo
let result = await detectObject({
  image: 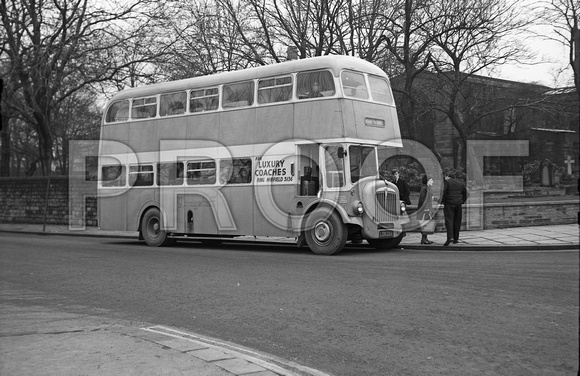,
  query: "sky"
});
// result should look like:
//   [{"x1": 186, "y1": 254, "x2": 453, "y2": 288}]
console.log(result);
[
  {"x1": 495, "y1": 29, "x2": 573, "y2": 88},
  {"x1": 489, "y1": 0, "x2": 575, "y2": 89}
]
